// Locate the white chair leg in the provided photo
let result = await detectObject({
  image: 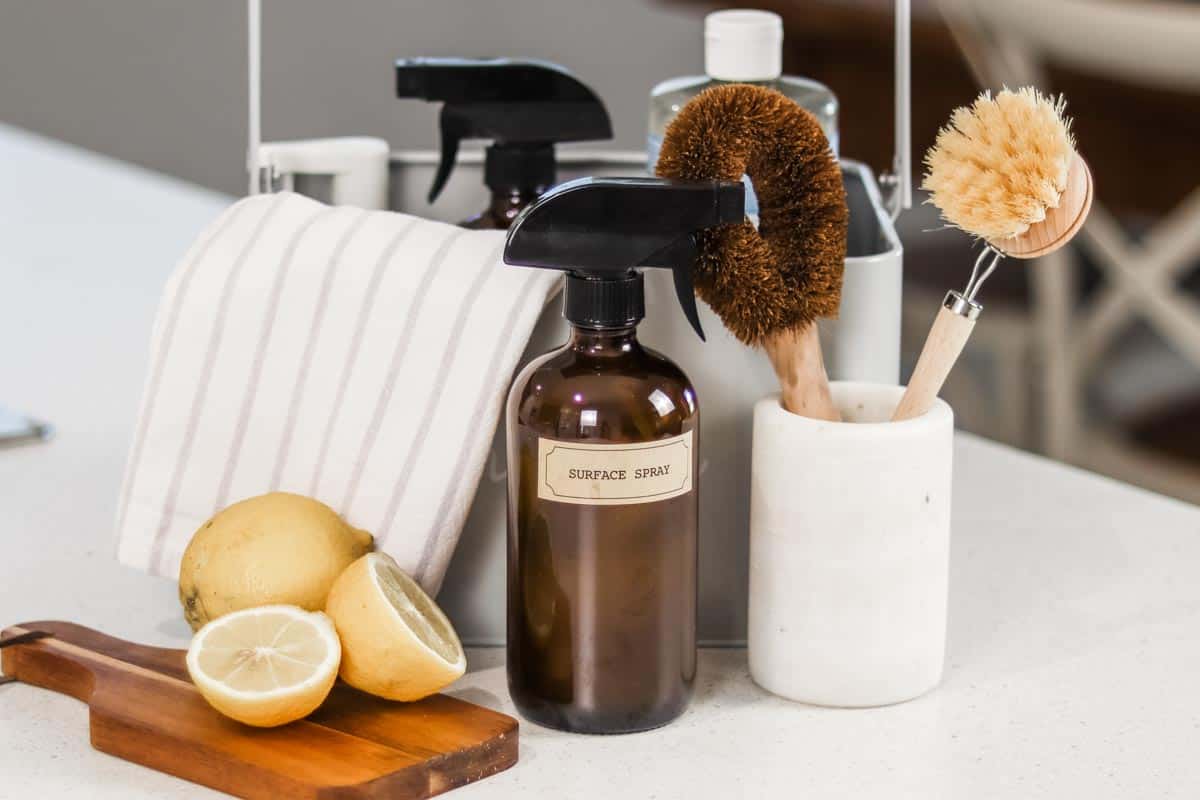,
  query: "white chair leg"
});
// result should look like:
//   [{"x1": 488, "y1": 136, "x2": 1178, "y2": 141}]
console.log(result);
[
  {"x1": 995, "y1": 342, "x2": 1033, "y2": 449},
  {"x1": 1031, "y1": 247, "x2": 1079, "y2": 462}
]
